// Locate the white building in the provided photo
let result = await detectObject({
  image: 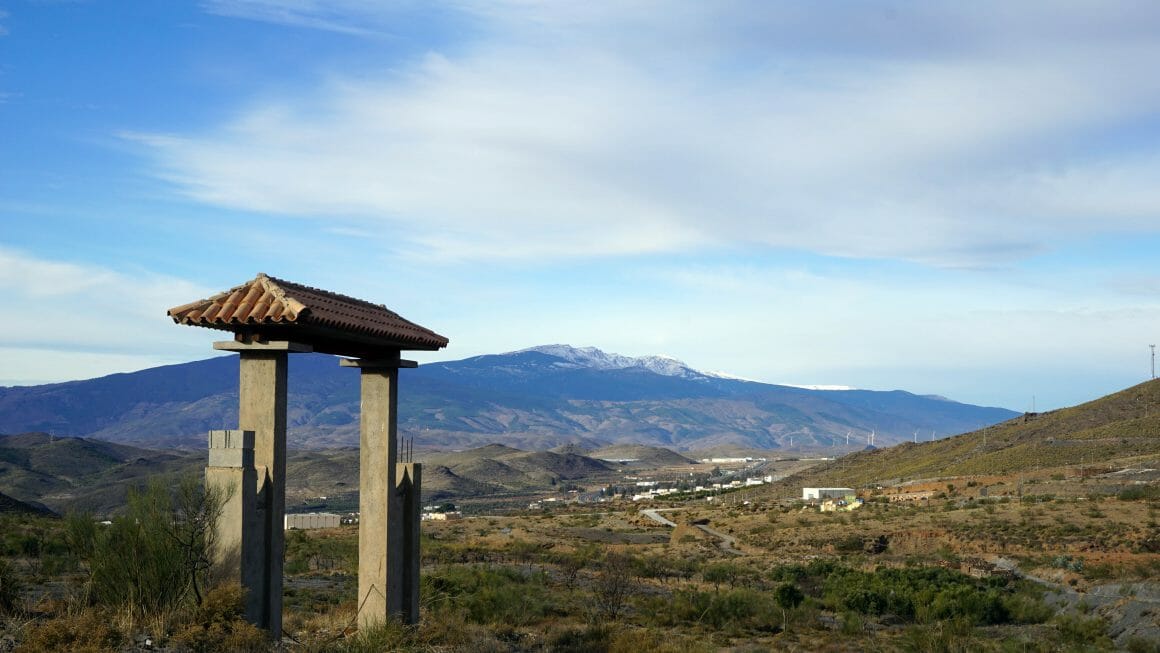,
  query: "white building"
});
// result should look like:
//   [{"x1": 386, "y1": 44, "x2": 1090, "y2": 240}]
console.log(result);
[
  {"x1": 802, "y1": 487, "x2": 855, "y2": 501},
  {"x1": 421, "y1": 511, "x2": 463, "y2": 521},
  {"x1": 284, "y1": 512, "x2": 341, "y2": 530}
]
